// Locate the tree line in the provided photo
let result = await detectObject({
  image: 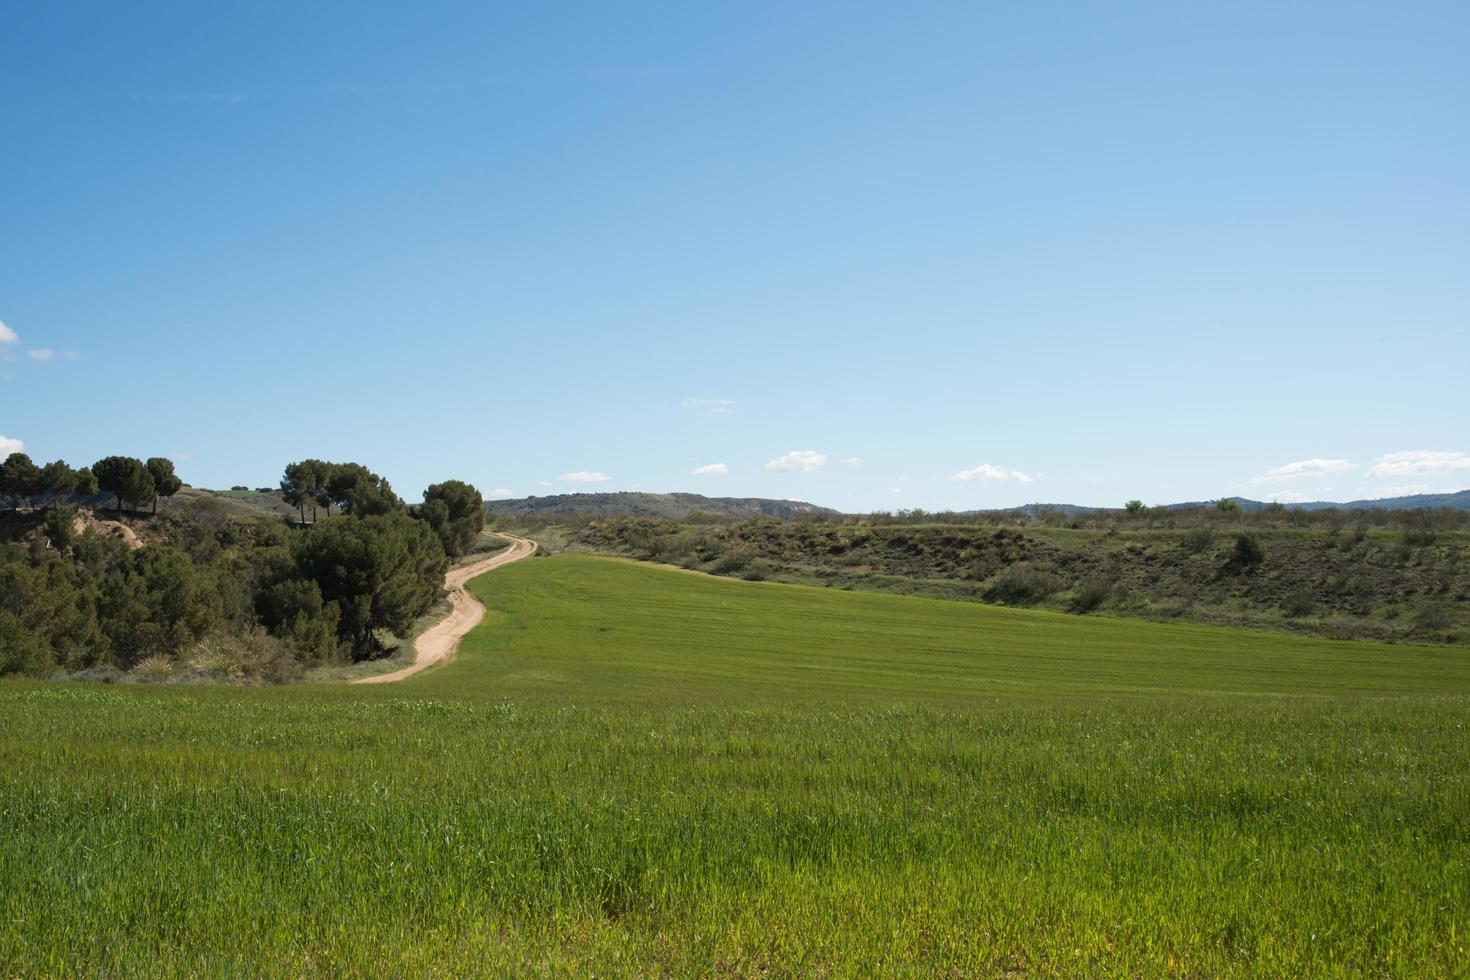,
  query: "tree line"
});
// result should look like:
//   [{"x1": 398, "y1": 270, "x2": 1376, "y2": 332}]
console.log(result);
[
  {"x1": 0, "y1": 455, "x2": 487, "y2": 679},
  {"x1": 1, "y1": 452, "x2": 182, "y2": 515}
]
